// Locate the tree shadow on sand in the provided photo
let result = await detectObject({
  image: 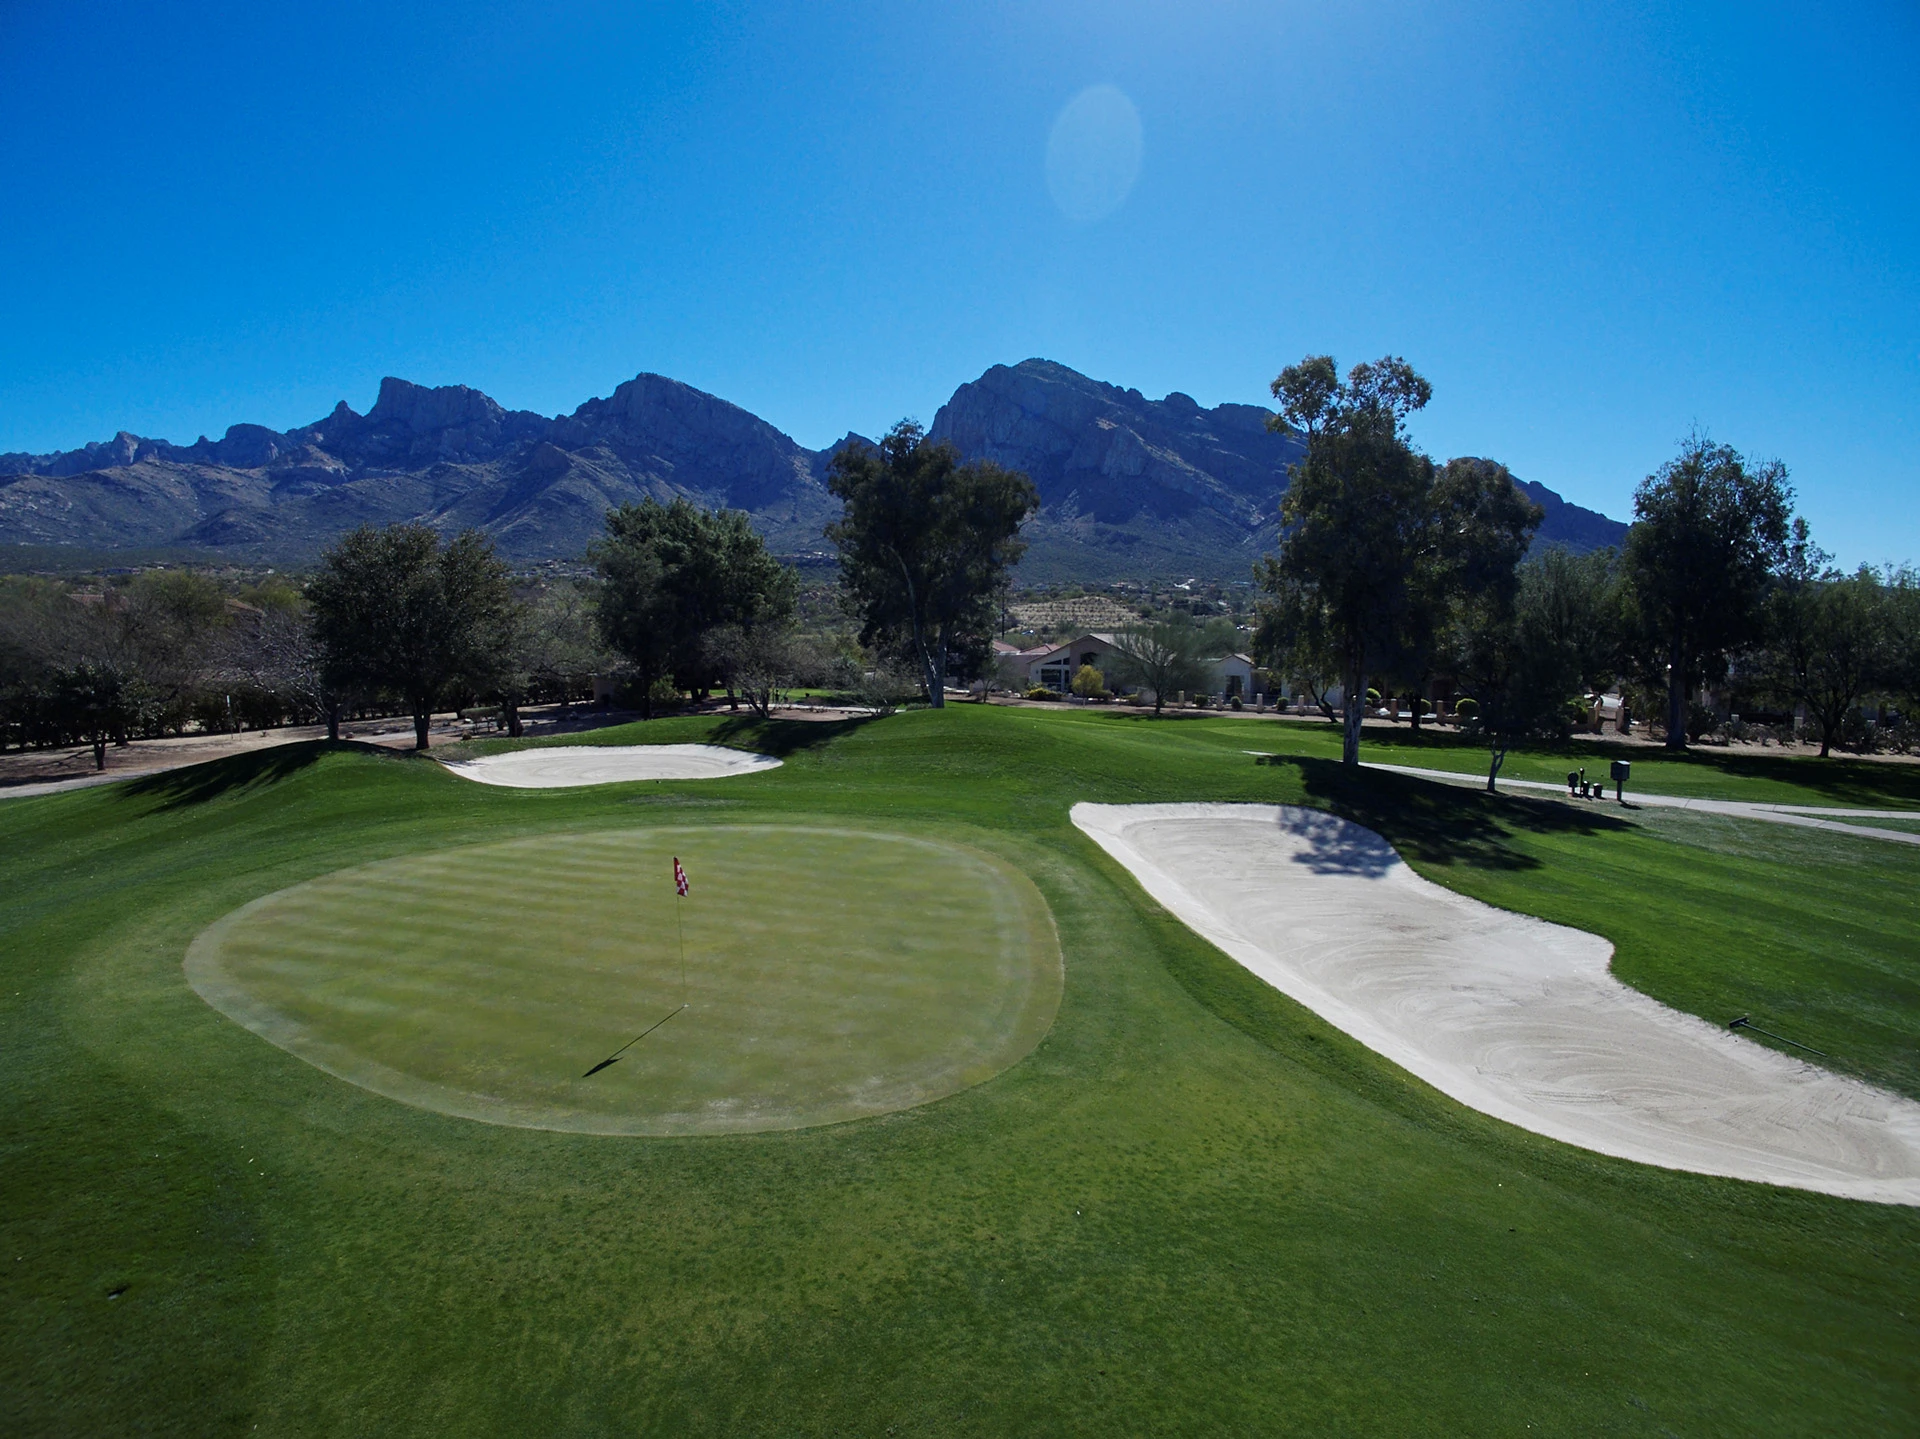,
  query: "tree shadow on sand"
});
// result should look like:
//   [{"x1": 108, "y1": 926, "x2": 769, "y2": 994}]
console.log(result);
[{"x1": 1259, "y1": 754, "x2": 1631, "y2": 872}]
